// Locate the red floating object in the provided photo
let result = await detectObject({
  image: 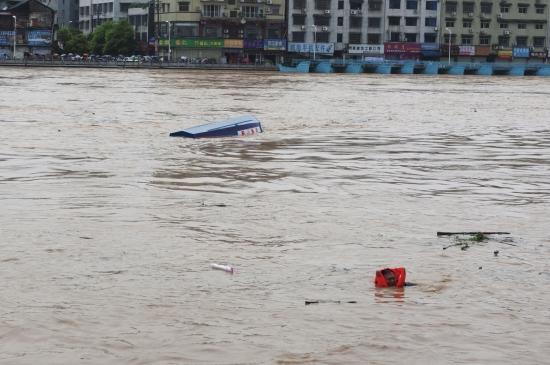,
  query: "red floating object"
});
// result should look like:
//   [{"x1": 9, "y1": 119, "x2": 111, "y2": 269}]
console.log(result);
[{"x1": 375, "y1": 267, "x2": 406, "y2": 288}]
